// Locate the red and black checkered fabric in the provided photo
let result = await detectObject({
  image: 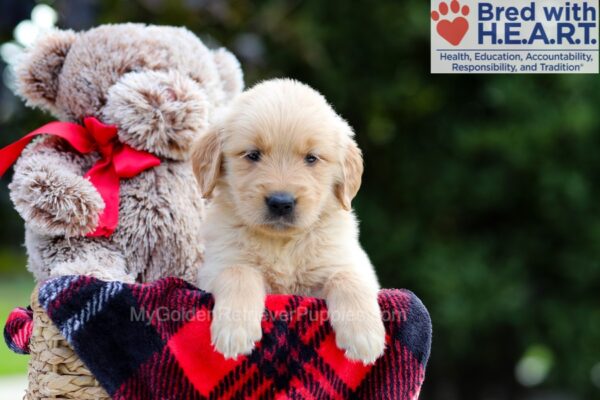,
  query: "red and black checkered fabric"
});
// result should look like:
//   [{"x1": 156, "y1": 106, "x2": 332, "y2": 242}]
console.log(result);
[
  {"x1": 3, "y1": 306, "x2": 33, "y2": 354},
  {"x1": 6, "y1": 276, "x2": 431, "y2": 399}
]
